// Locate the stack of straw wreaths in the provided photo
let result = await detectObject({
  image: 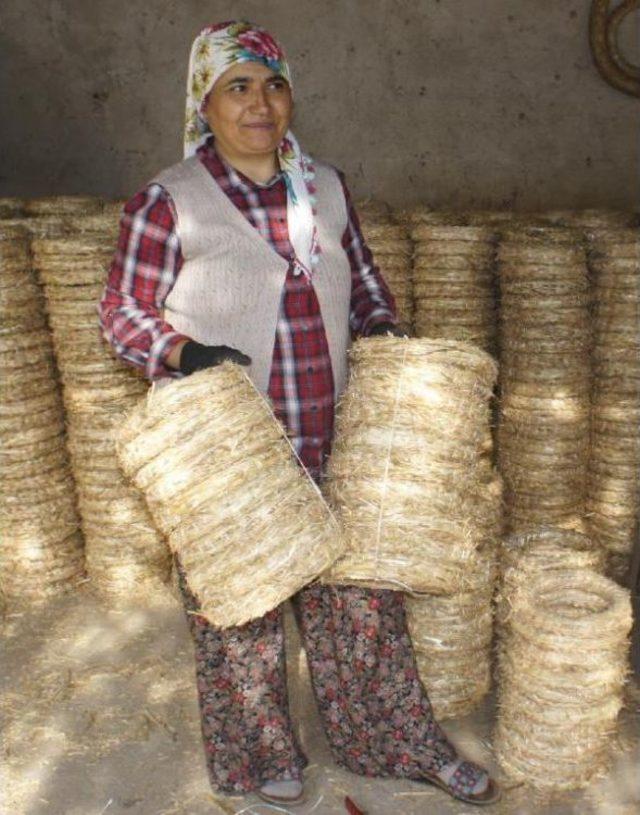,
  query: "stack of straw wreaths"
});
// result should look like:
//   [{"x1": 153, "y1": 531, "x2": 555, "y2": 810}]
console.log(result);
[
  {"x1": 31, "y1": 215, "x2": 171, "y2": 594},
  {"x1": 325, "y1": 337, "x2": 502, "y2": 594},
  {"x1": 494, "y1": 568, "x2": 631, "y2": 790},
  {"x1": 0, "y1": 198, "x2": 26, "y2": 219},
  {"x1": 536, "y1": 209, "x2": 637, "y2": 230},
  {"x1": 495, "y1": 526, "x2": 605, "y2": 659},
  {"x1": 116, "y1": 364, "x2": 345, "y2": 628},
  {"x1": 356, "y1": 200, "x2": 413, "y2": 331},
  {"x1": 496, "y1": 226, "x2": 591, "y2": 533},
  {"x1": 586, "y1": 228, "x2": 640, "y2": 581},
  {"x1": 0, "y1": 224, "x2": 84, "y2": 601},
  {"x1": 405, "y1": 546, "x2": 497, "y2": 719},
  {"x1": 410, "y1": 226, "x2": 499, "y2": 353}
]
